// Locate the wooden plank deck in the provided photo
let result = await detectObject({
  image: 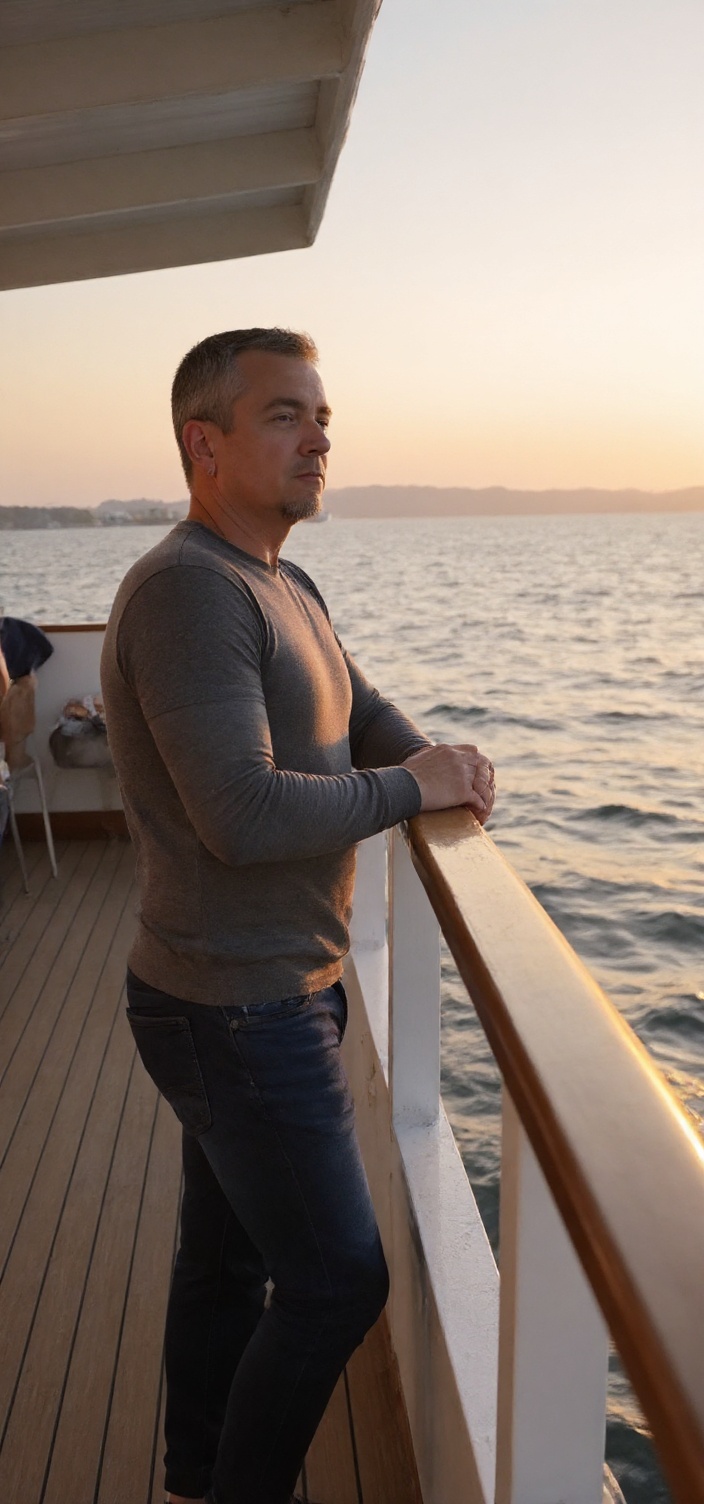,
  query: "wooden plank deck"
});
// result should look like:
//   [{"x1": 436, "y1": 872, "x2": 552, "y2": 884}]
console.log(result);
[{"x1": 0, "y1": 839, "x2": 423, "y2": 1504}]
